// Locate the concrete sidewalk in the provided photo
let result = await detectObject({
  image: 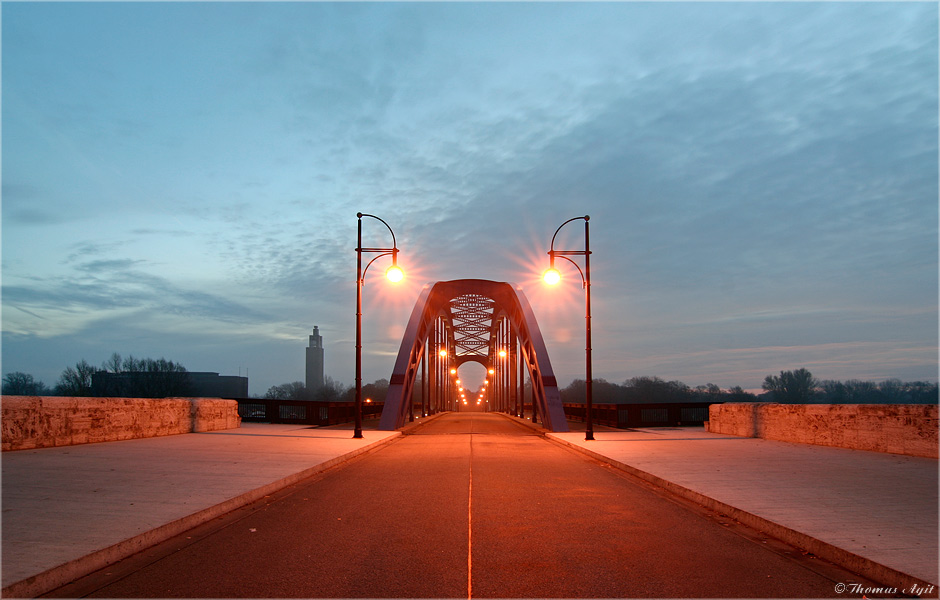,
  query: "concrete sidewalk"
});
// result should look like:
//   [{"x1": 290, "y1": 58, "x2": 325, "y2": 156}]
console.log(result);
[
  {"x1": 1, "y1": 421, "x2": 401, "y2": 598},
  {"x1": 545, "y1": 423, "x2": 938, "y2": 593}
]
